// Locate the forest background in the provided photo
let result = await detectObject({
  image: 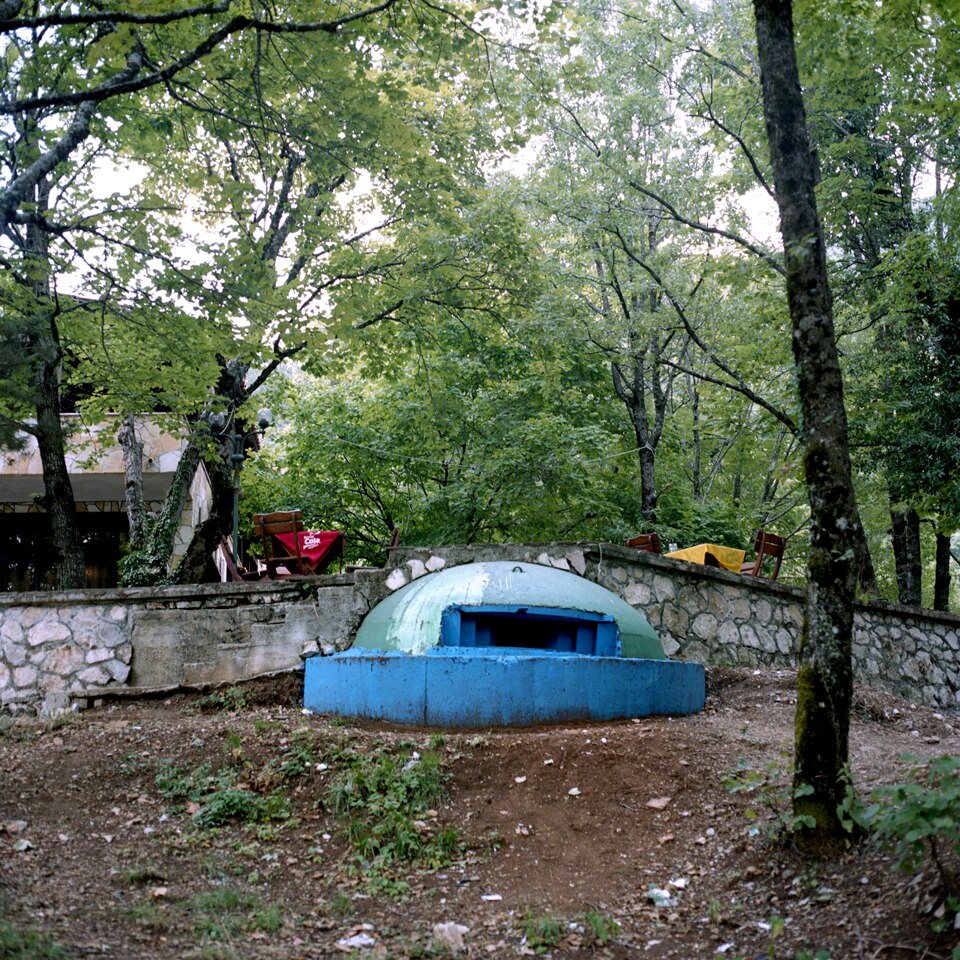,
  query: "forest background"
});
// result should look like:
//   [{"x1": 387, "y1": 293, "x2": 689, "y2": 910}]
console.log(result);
[{"x1": 1, "y1": 0, "x2": 958, "y2": 610}]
